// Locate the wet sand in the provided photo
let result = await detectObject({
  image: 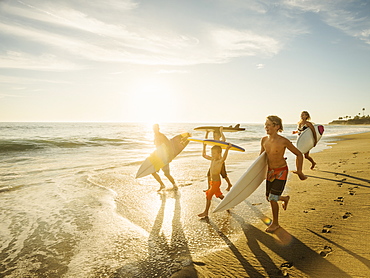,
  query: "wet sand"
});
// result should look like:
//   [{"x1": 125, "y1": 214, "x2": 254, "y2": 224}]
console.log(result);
[{"x1": 174, "y1": 132, "x2": 370, "y2": 277}]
